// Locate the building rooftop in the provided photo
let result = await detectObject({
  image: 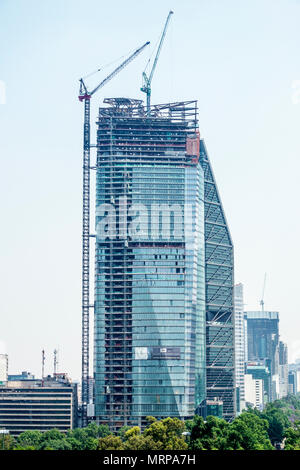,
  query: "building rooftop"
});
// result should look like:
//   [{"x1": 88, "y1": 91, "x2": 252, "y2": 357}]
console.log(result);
[
  {"x1": 98, "y1": 98, "x2": 198, "y2": 123},
  {"x1": 245, "y1": 311, "x2": 279, "y2": 320},
  {"x1": 3, "y1": 374, "x2": 73, "y2": 389}
]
